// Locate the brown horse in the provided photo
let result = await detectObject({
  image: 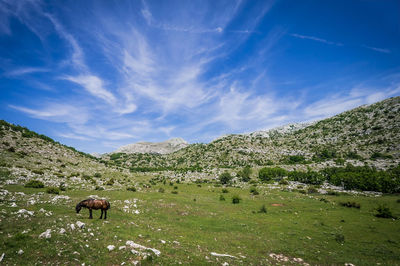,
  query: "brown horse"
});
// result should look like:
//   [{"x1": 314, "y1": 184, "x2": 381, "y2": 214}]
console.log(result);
[{"x1": 75, "y1": 199, "x2": 110, "y2": 219}]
